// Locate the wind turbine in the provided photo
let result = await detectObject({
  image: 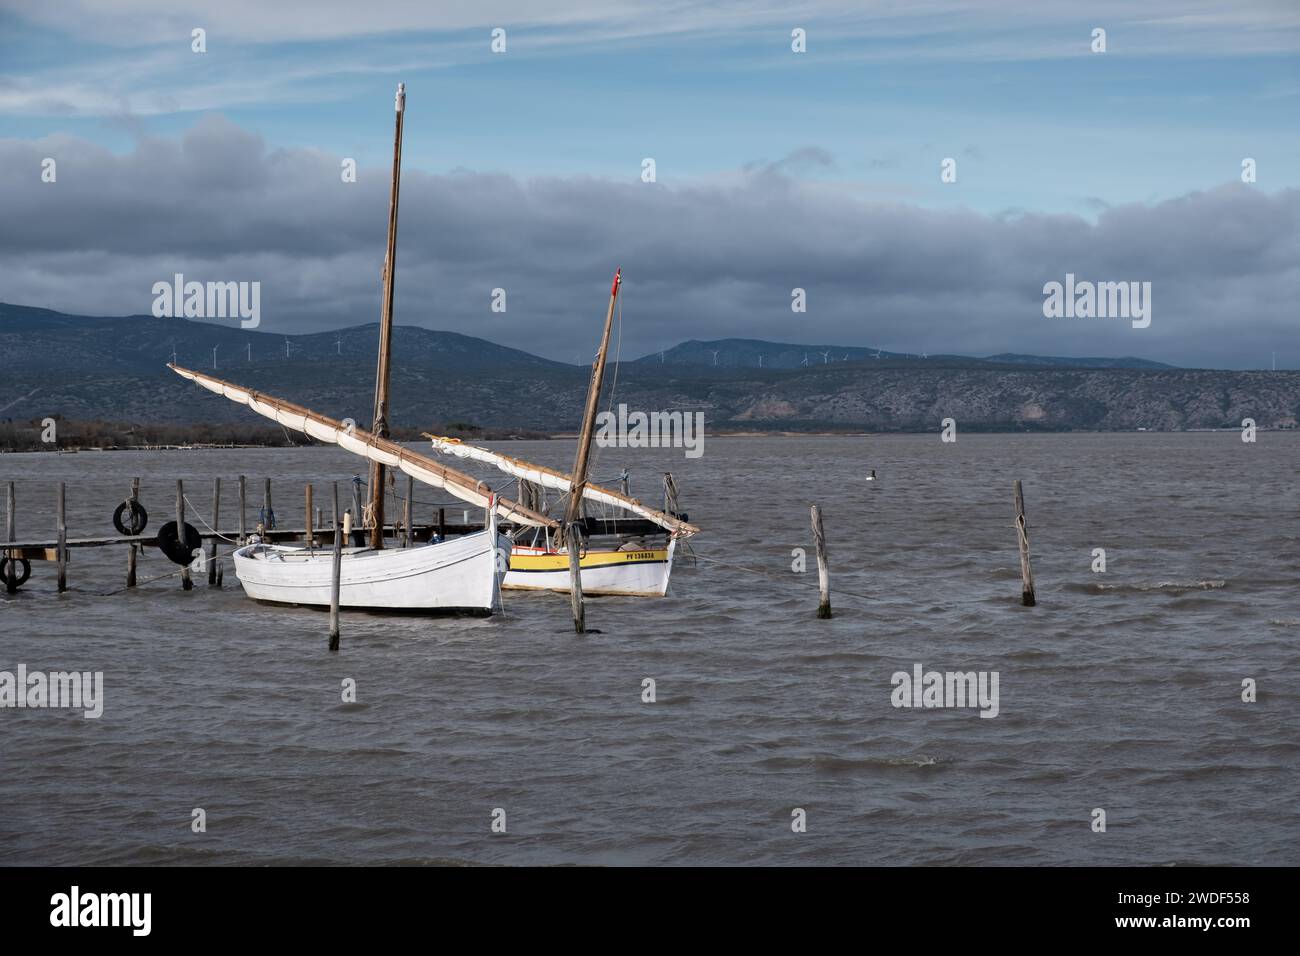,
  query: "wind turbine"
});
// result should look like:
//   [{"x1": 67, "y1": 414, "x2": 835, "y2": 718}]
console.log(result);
[
  {"x1": 337, "y1": 334, "x2": 343, "y2": 356},
  {"x1": 758, "y1": 355, "x2": 763, "y2": 368},
  {"x1": 212, "y1": 344, "x2": 219, "y2": 369},
  {"x1": 820, "y1": 350, "x2": 831, "y2": 364},
  {"x1": 711, "y1": 350, "x2": 720, "y2": 367},
  {"x1": 246, "y1": 342, "x2": 252, "y2": 363},
  {"x1": 801, "y1": 353, "x2": 809, "y2": 367},
  {"x1": 284, "y1": 337, "x2": 291, "y2": 359}
]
